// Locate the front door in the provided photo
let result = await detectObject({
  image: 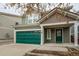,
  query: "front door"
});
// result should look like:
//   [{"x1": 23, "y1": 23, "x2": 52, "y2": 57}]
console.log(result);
[{"x1": 56, "y1": 29, "x2": 62, "y2": 43}]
